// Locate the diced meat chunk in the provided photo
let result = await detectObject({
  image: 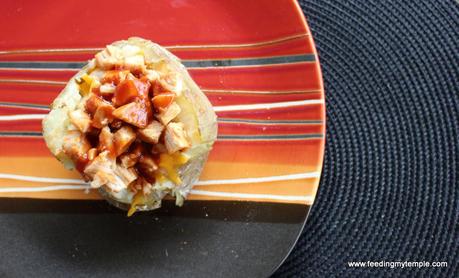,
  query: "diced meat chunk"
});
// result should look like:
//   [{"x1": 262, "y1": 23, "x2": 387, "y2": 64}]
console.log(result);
[
  {"x1": 113, "y1": 79, "x2": 140, "y2": 107},
  {"x1": 119, "y1": 143, "x2": 144, "y2": 168},
  {"x1": 114, "y1": 164, "x2": 138, "y2": 186},
  {"x1": 119, "y1": 44, "x2": 141, "y2": 57},
  {"x1": 85, "y1": 88, "x2": 116, "y2": 129},
  {"x1": 112, "y1": 101, "x2": 150, "y2": 128},
  {"x1": 84, "y1": 151, "x2": 126, "y2": 192},
  {"x1": 84, "y1": 151, "x2": 138, "y2": 193},
  {"x1": 124, "y1": 55, "x2": 145, "y2": 70},
  {"x1": 137, "y1": 154, "x2": 158, "y2": 182},
  {"x1": 153, "y1": 73, "x2": 183, "y2": 96},
  {"x1": 69, "y1": 110, "x2": 91, "y2": 133},
  {"x1": 114, "y1": 126, "x2": 136, "y2": 155},
  {"x1": 95, "y1": 48, "x2": 120, "y2": 70},
  {"x1": 152, "y1": 93, "x2": 175, "y2": 111},
  {"x1": 142, "y1": 180, "x2": 153, "y2": 195},
  {"x1": 133, "y1": 79, "x2": 151, "y2": 100},
  {"x1": 102, "y1": 70, "x2": 130, "y2": 85},
  {"x1": 138, "y1": 154, "x2": 158, "y2": 172},
  {"x1": 151, "y1": 143, "x2": 167, "y2": 154},
  {"x1": 62, "y1": 131, "x2": 91, "y2": 161},
  {"x1": 89, "y1": 69, "x2": 105, "y2": 80},
  {"x1": 85, "y1": 94, "x2": 108, "y2": 115},
  {"x1": 87, "y1": 148, "x2": 98, "y2": 161},
  {"x1": 98, "y1": 126, "x2": 115, "y2": 154},
  {"x1": 108, "y1": 120, "x2": 121, "y2": 130},
  {"x1": 119, "y1": 153, "x2": 138, "y2": 168},
  {"x1": 92, "y1": 103, "x2": 115, "y2": 129},
  {"x1": 90, "y1": 79, "x2": 101, "y2": 93},
  {"x1": 95, "y1": 44, "x2": 145, "y2": 72},
  {"x1": 144, "y1": 70, "x2": 160, "y2": 82},
  {"x1": 164, "y1": 122, "x2": 190, "y2": 153},
  {"x1": 137, "y1": 120, "x2": 164, "y2": 144},
  {"x1": 99, "y1": 83, "x2": 116, "y2": 95},
  {"x1": 84, "y1": 151, "x2": 114, "y2": 188},
  {"x1": 156, "y1": 102, "x2": 181, "y2": 125}
]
